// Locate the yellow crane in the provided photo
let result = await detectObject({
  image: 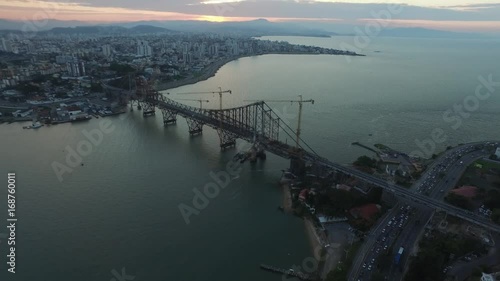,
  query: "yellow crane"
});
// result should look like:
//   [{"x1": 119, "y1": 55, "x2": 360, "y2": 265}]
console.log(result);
[
  {"x1": 177, "y1": 98, "x2": 210, "y2": 109},
  {"x1": 244, "y1": 95, "x2": 314, "y2": 149},
  {"x1": 176, "y1": 87, "x2": 232, "y2": 111},
  {"x1": 177, "y1": 88, "x2": 233, "y2": 147}
]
